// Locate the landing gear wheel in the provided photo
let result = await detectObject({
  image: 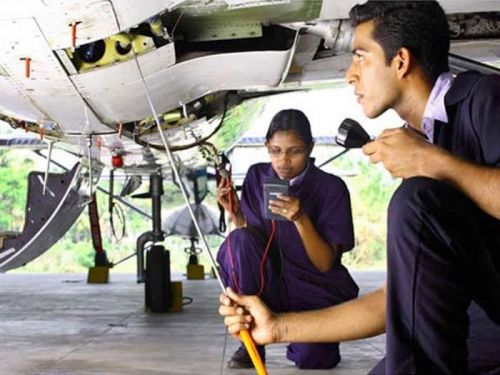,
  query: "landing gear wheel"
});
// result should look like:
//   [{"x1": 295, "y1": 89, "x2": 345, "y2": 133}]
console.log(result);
[{"x1": 145, "y1": 245, "x2": 171, "y2": 312}]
